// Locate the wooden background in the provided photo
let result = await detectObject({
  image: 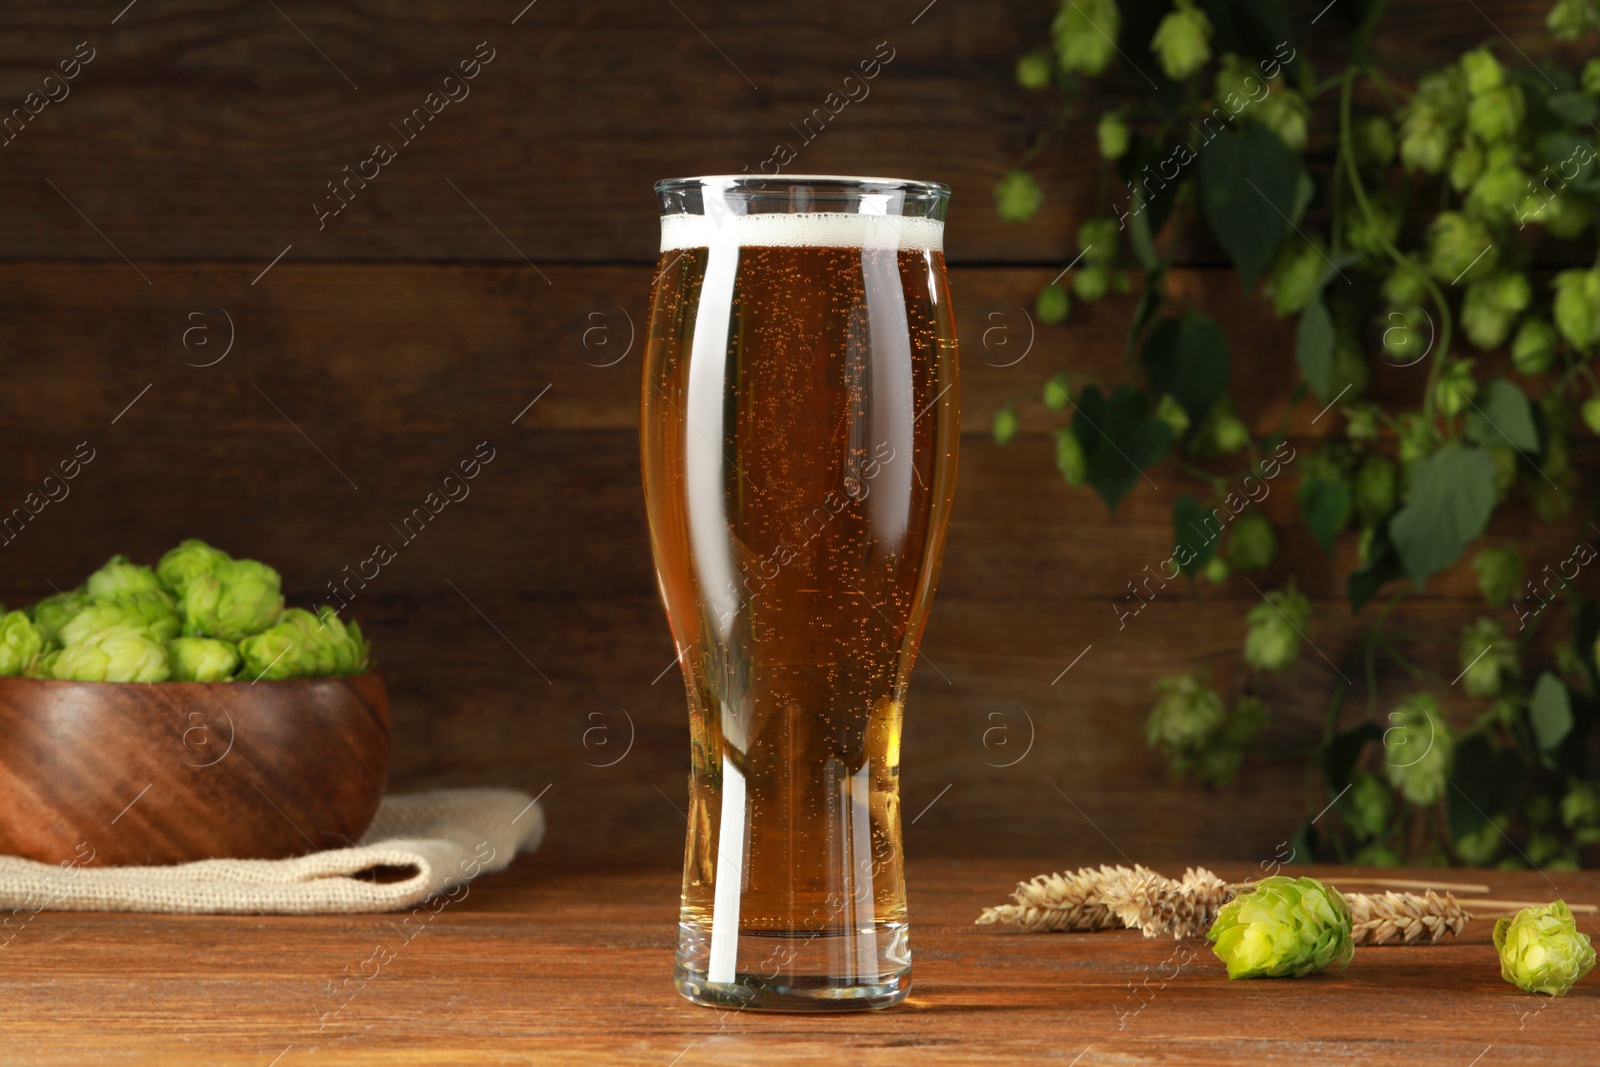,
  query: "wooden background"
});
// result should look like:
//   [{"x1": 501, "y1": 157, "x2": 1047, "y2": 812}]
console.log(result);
[{"x1": 0, "y1": 0, "x2": 1589, "y2": 864}]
